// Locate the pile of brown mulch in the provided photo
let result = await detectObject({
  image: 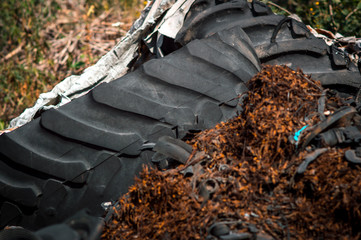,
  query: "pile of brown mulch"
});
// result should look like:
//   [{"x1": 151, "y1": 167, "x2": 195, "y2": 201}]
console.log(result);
[{"x1": 102, "y1": 65, "x2": 361, "y2": 239}]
